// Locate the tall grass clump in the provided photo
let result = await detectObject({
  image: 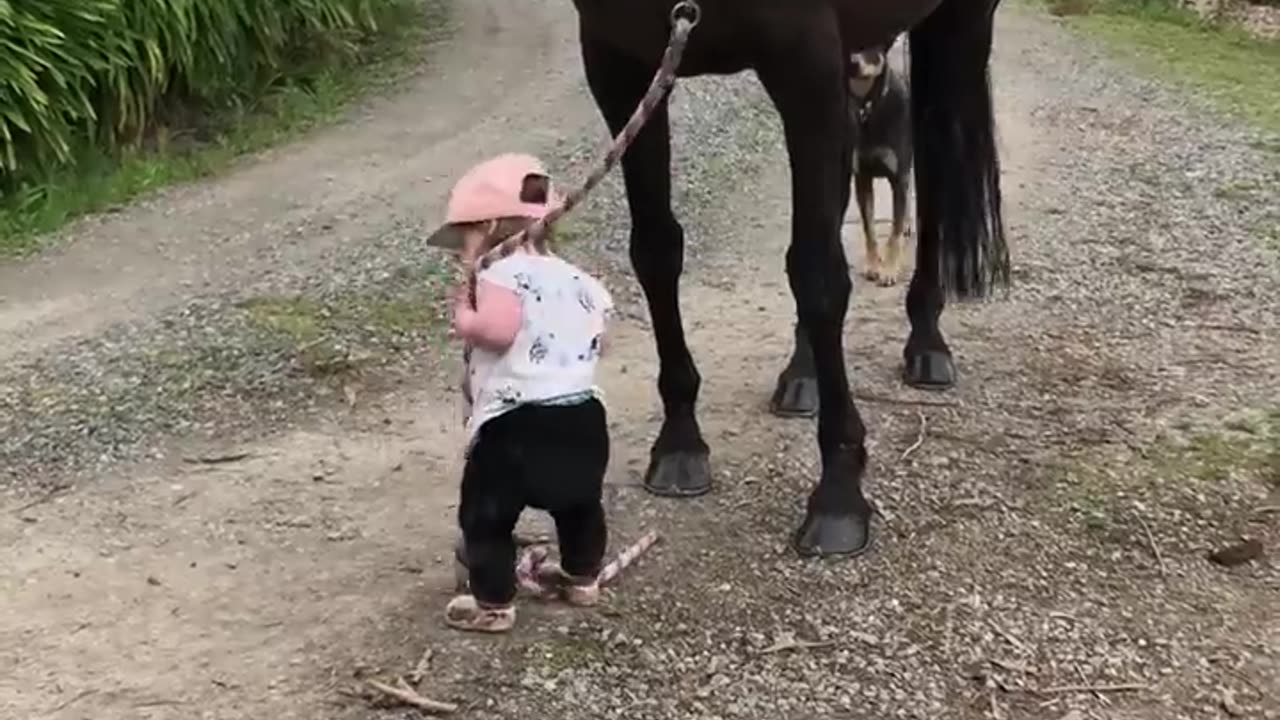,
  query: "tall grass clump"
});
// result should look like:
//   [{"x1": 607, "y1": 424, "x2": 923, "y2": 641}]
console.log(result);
[
  {"x1": 0, "y1": 0, "x2": 385, "y2": 175},
  {"x1": 0, "y1": 0, "x2": 430, "y2": 251}
]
